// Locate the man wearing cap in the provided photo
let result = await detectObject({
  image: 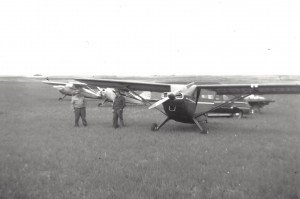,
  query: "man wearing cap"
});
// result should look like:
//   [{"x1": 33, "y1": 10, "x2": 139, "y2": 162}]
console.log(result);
[
  {"x1": 112, "y1": 89, "x2": 126, "y2": 128},
  {"x1": 71, "y1": 89, "x2": 88, "y2": 127}
]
